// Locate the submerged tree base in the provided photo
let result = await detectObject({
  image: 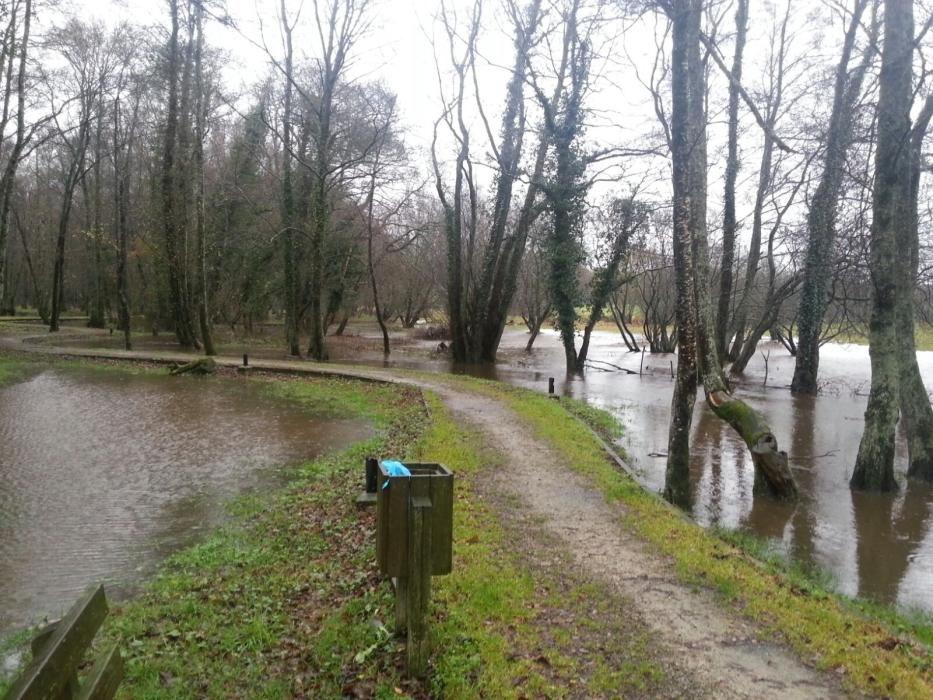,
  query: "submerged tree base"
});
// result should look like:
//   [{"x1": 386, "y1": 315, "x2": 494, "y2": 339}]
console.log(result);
[{"x1": 706, "y1": 390, "x2": 798, "y2": 500}]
